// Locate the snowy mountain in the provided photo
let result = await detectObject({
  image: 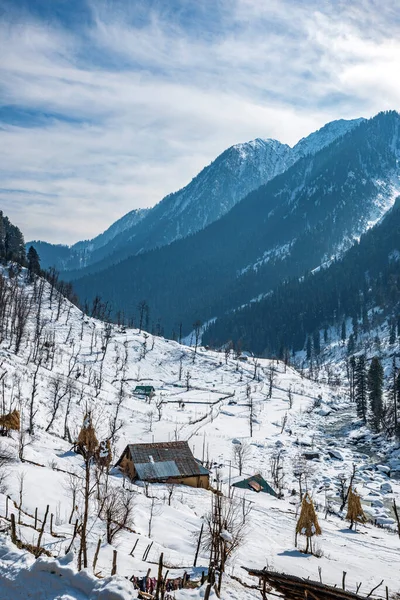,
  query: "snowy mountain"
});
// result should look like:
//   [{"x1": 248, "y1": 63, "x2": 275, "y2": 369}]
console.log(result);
[
  {"x1": 72, "y1": 111, "x2": 400, "y2": 340},
  {"x1": 28, "y1": 208, "x2": 149, "y2": 271},
  {"x1": 30, "y1": 117, "x2": 363, "y2": 274},
  {"x1": 0, "y1": 266, "x2": 399, "y2": 599}
]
